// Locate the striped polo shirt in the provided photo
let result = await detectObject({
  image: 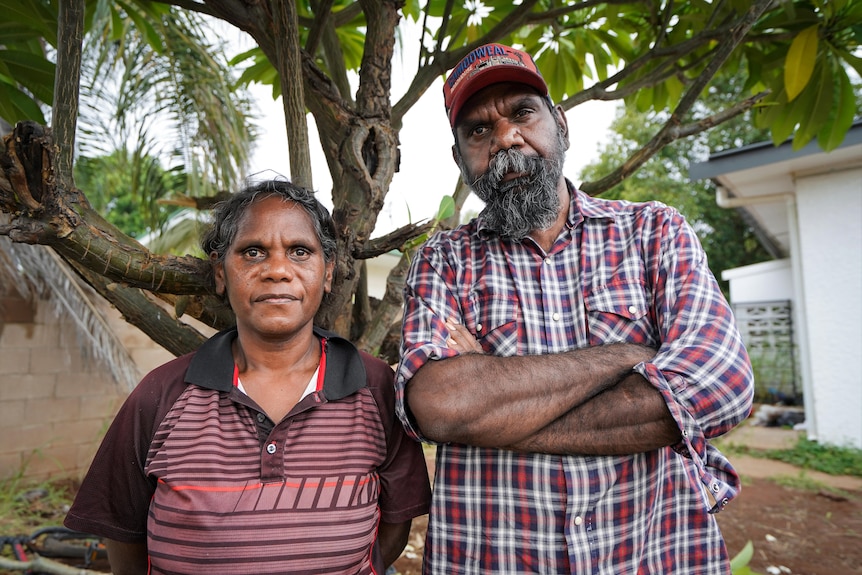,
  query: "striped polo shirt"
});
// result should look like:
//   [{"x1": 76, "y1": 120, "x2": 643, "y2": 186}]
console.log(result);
[{"x1": 66, "y1": 327, "x2": 431, "y2": 574}]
